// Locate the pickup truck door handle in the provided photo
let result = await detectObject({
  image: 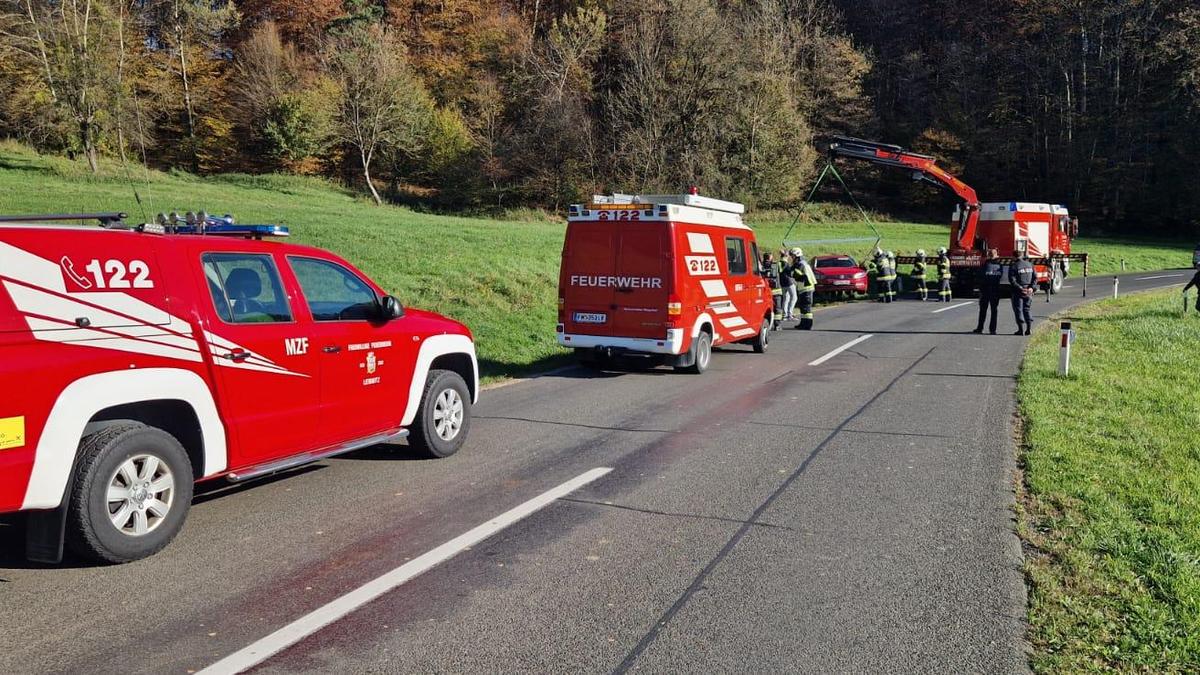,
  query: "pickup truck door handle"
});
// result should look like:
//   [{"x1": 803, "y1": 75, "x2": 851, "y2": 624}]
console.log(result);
[
  {"x1": 323, "y1": 345, "x2": 341, "y2": 354},
  {"x1": 222, "y1": 349, "x2": 251, "y2": 362}
]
